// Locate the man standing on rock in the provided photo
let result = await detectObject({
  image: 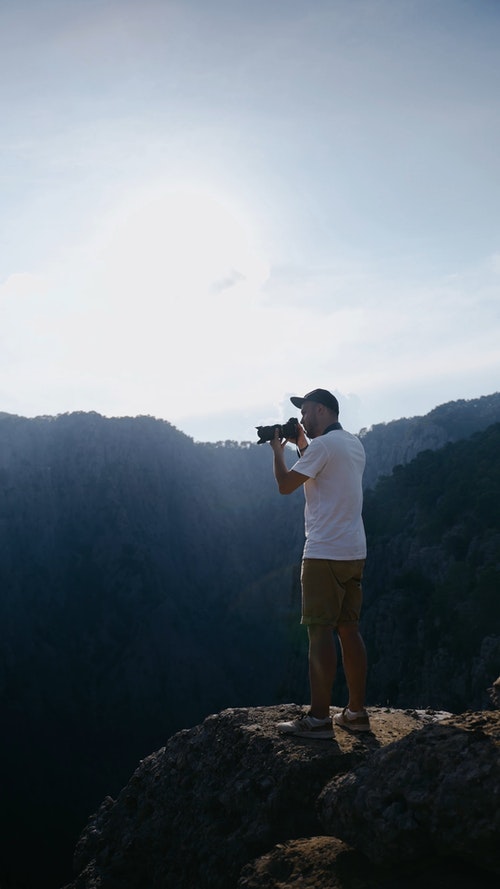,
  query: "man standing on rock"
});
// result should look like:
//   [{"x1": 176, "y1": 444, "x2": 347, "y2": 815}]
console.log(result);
[{"x1": 269, "y1": 389, "x2": 370, "y2": 737}]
